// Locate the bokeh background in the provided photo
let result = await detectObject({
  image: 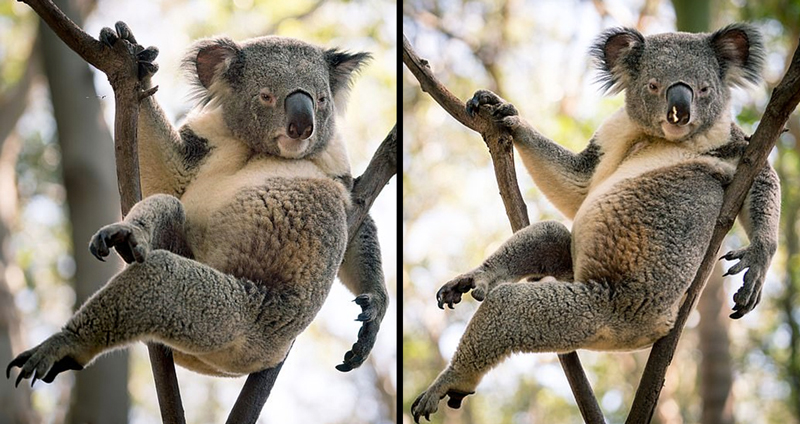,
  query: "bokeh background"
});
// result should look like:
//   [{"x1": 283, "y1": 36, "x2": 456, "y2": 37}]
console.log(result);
[
  {"x1": 0, "y1": 0, "x2": 397, "y2": 423},
  {"x1": 403, "y1": 1, "x2": 800, "y2": 423}
]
